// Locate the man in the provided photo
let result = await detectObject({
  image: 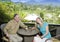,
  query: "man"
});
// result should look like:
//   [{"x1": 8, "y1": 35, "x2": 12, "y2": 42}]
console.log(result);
[{"x1": 4, "y1": 14, "x2": 28, "y2": 42}]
